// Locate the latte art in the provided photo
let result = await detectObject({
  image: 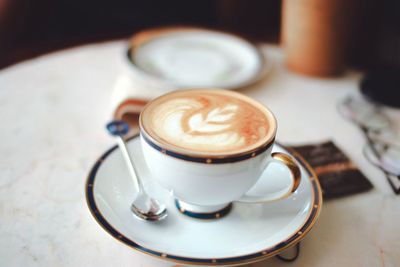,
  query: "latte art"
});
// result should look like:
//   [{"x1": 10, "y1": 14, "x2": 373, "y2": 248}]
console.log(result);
[{"x1": 141, "y1": 90, "x2": 275, "y2": 155}]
